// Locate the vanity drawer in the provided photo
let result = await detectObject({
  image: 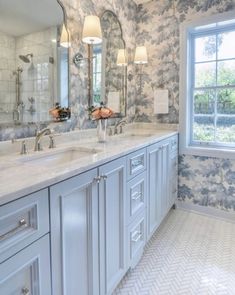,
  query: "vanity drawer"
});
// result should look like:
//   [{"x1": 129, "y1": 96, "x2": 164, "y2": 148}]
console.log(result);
[
  {"x1": 127, "y1": 148, "x2": 146, "y2": 180},
  {"x1": 127, "y1": 172, "x2": 147, "y2": 224},
  {"x1": 0, "y1": 189, "x2": 49, "y2": 263},
  {"x1": 0, "y1": 234, "x2": 51, "y2": 295},
  {"x1": 127, "y1": 211, "x2": 146, "y2": 269}
]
